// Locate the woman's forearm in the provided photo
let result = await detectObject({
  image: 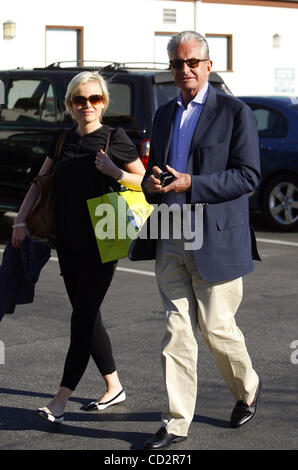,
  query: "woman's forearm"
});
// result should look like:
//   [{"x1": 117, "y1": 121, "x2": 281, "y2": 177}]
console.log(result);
[
  {"x1": 14, "y1": 183, "x2": 40, "y2": 223},
  {"x1": 117, "y1": 170, "x2": 144, "y2": 191},
  {"x1": 14, "y1": 156, "x2": 54, "y2": 223},
  {"x1": 119, "y1": 158, "x2": 145, "y2": 191}
]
